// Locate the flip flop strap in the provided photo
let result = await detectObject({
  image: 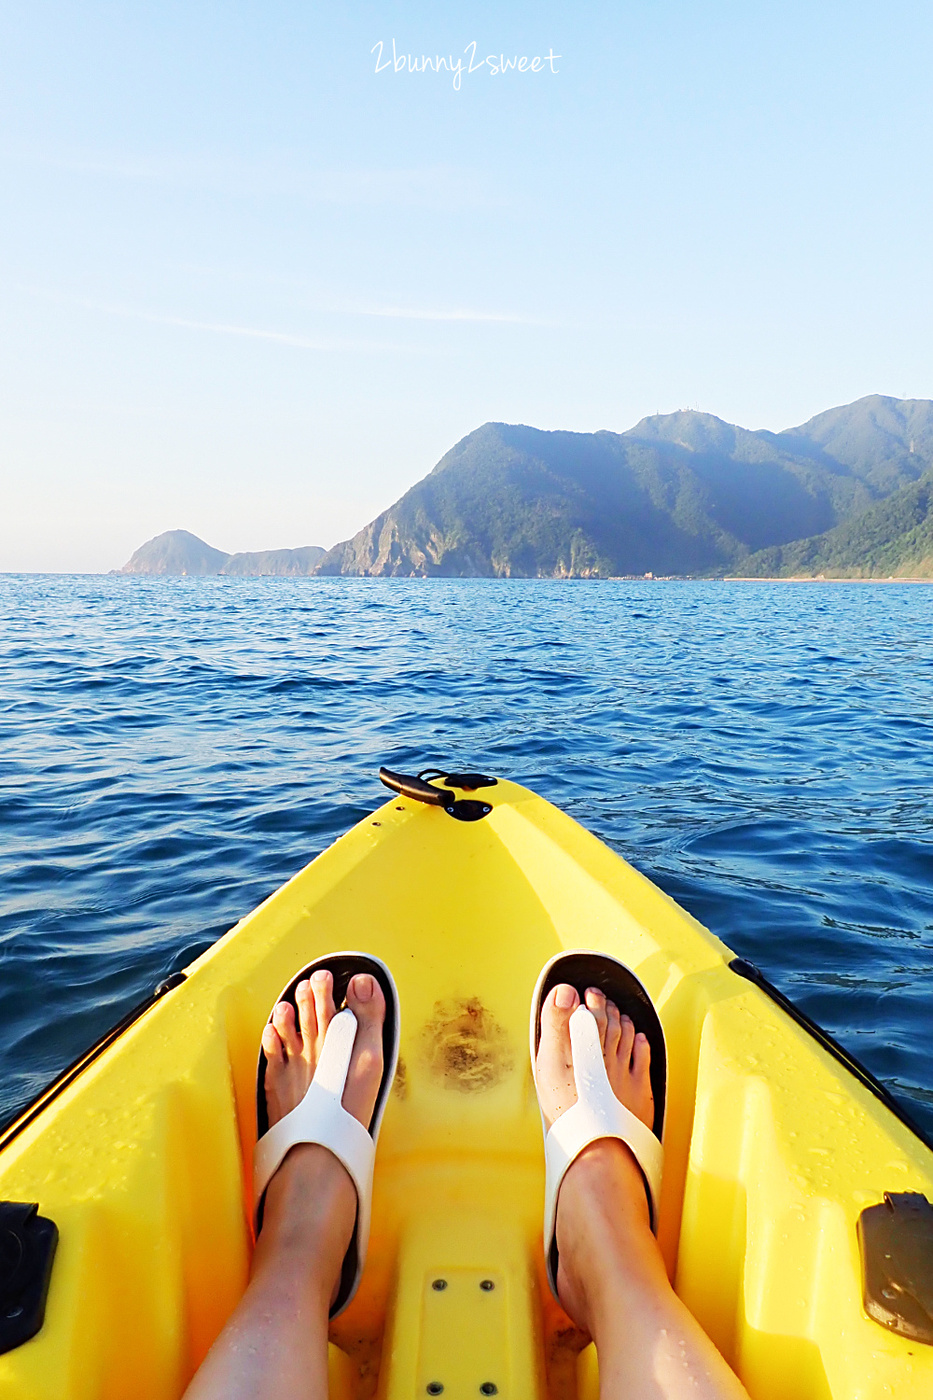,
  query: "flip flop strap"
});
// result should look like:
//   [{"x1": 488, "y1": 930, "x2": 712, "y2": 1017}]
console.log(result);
[
  {"x1": 253, "y1": 1008, "x2": 376, "y2": 1216},
  {"x1": 544, "y1": 1005, "x2": 664, "y2": 1235}
]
